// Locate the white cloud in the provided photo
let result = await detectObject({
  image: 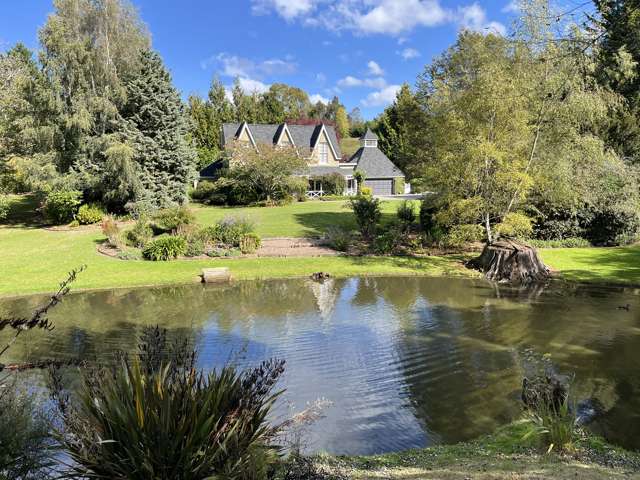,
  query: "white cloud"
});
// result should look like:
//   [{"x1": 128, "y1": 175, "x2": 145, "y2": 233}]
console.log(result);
[
  {"x1": 502, "y1": 0, "x2": 519, "y2": 12},
  {"x1": 352, "y1": 0, "x2": 449, "y2": 35},
  {"x1": 458, "y1": 3, "x2": 507, "y2": 35},
  {"x1": 338, "y1": 75, "x2": 387, "y2": 89},
  {"x1": 362, "y1": 84, "x2": 401, "y2": 107},
  {"x1": 250, "y1": 0, "x2": 505, "y2": 37},
  {"x1": 398, "y1": 47, "x2": 421, "y2": 60},
  {"x1": 310, "y1": 93, "x2": 330, "y2": 104},
  {"x1": 315, "y1": 73, "x2": 327, "y2": 84},
  {"x1": 251, "y1": 0, "x2": 315, "y2": 19},
  {"x1": 202, "y1": 53, "x2": 297, "y2": 77},
  {"x1": 367, "y1": 60, "x2": 385, "y2": 76},
  {"x1": 237, "y1": 77, "x2": 270, "y2": 94}
]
